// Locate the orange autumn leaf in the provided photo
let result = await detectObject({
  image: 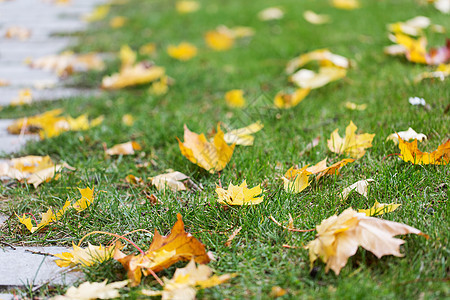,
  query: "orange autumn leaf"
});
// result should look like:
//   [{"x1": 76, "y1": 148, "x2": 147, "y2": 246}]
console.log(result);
[
  {"x1": 305, "y1": 208, "x2": 428, "y2": 275},
  {"x1": 306, "y1": 158, "x2": 355, "y2": 180},
  {"x1": 398, "y1": 137, "x2": 449, "y2": 165},
  {"x1": 114, "y1": 213, "x2": 213, "y2": 286},
  {"x1": 177, "y1": 124, "x2": 235, "y2": 173}
]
